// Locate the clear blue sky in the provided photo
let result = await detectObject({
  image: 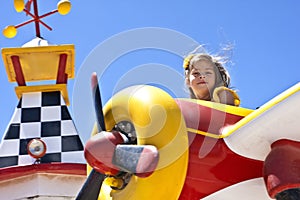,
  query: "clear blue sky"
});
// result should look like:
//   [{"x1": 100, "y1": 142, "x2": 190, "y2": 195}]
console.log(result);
[{"x1": 0, "y1": 0, "x2": 299, "y2": 143}]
